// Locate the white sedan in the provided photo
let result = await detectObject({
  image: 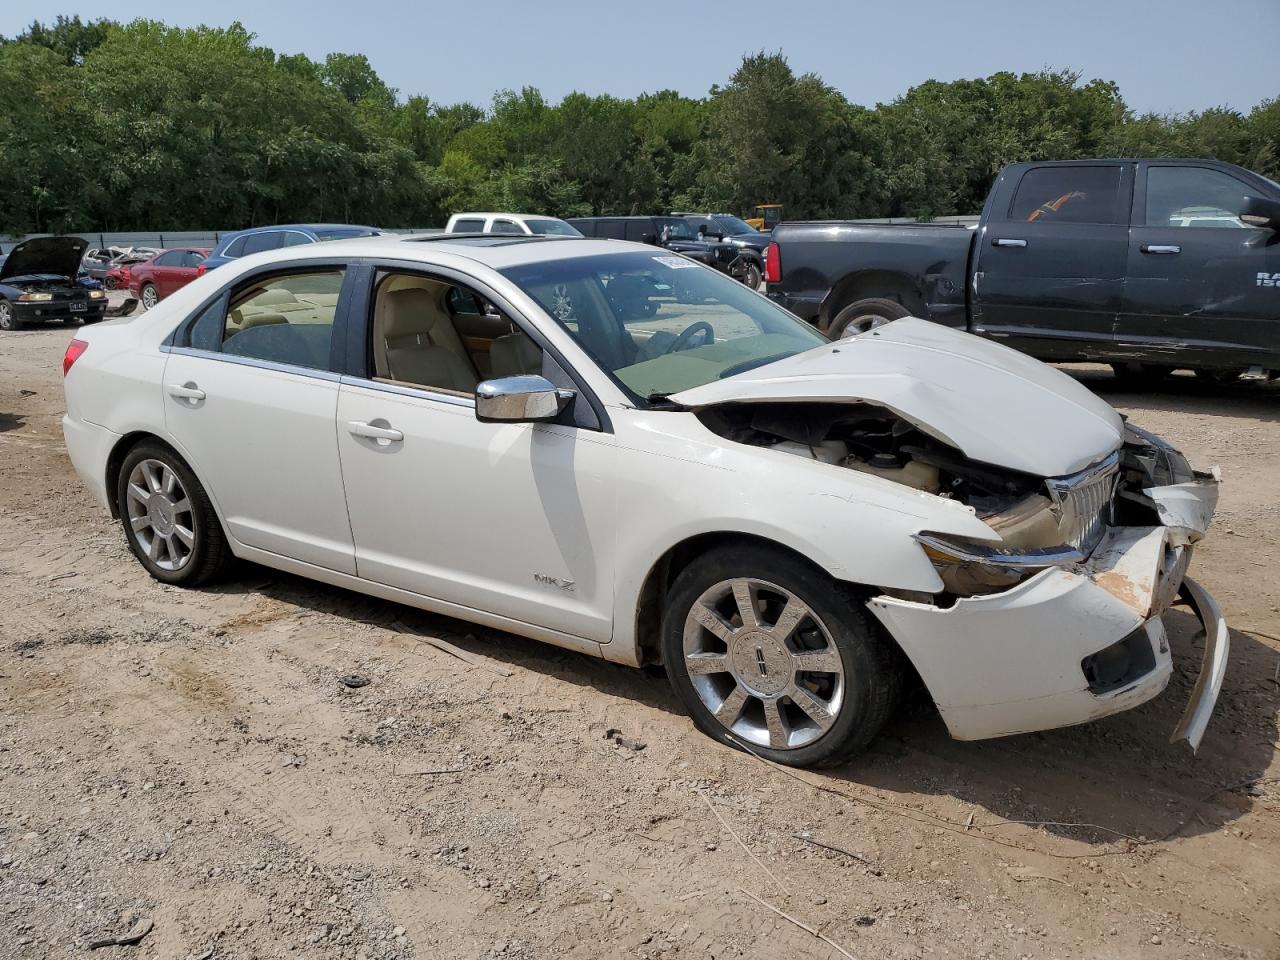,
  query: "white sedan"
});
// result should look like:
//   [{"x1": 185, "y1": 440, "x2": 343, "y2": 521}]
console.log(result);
[{"x1": 60, "y1": 235, "x2": 1229, "y2": 767}]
